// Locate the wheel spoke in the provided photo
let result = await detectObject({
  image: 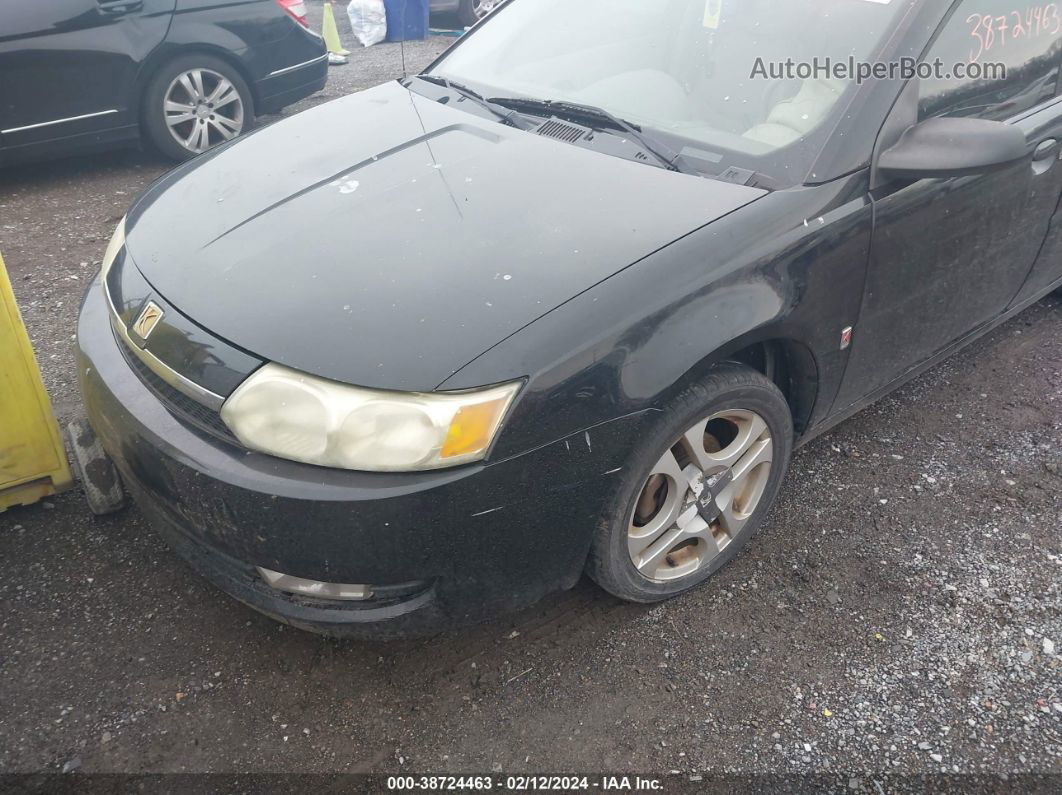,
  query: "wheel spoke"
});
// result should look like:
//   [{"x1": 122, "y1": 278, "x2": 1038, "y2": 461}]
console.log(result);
[
  {"x1": 208, "y1": 116, "x2": 239, "y2": 140},
  {"x1": 717, "y1": 499, "x2": 751, "y2": 538},
  {"x1": 629, "y1": 497, "x2": 694, "y2": 560},
  {"x1": 214, "y1": 113, "x2": 241, "y2": 132},
  {"x1": 165, "y1": 99, "x2": 195, "y2": 114},
  {"x1": 183, "y1": 122, "x2": 209, "y2": 152},
  {"x1": 194, "y1": 123, "x2": 210, "y2": 152},
  {"x1": 706, "y1": 411, "x2": 768, "y2": 471},
  {"x1": 179, "y1": 123, "x2": 197, "y2": 148},
  {"x1": 633, "y1": 508, "x2": 705, "y2": 576},
  {"x1": 164, "y1": 98, "x2": 196, "y2": 126},
  {"x1": 628, "y1": 450, "x2": 687, "y2": 558},
  {"x1": 166, "y1": 111, "x2": 196, "y2": 126},
  {"x1": 208, "y1": 84, "x2": 239, "y2": 109},
  {"x1": 177, "y1": 73, "x2": 199, "y2": 102},
  {"x1": 716, "y1": 437, "x2": 772, "y2": 538},
  {"x1": 679, "y1": 418, "x2": 715, "y2": 471},
  {"x1": 648, "y1": 447, "x2": 686, "y2": 483},
  {"x1": 634, "y1": 520, "x2": 684, "y2": 575},
  {"x1": 731, "y1": 435, "x2": 773, "y2": 484},
  {"x1": 683, "y1": 517, "x2": 724, "y2": 562},
  {"x1": 189, "y1": 70, "x2": 206, "y2": 100}
]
